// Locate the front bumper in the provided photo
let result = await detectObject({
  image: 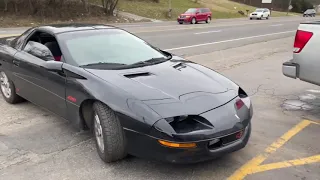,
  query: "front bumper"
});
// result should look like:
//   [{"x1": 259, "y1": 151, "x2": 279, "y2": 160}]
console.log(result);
[
  {"x1": 249, "y1": 14, "x2": 262, "y2": 18},
  {"x1": 124, "y1": 121, "x2": 251, "y2": 164},
  {"x1": 177, "y1": 17, "x2": 191, "y2": 23},
  {"x1": 282, "y1": 60, "x2": 298, "y2": 79}
]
